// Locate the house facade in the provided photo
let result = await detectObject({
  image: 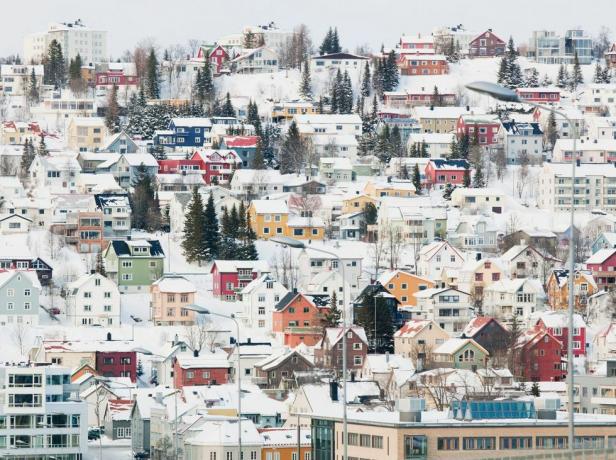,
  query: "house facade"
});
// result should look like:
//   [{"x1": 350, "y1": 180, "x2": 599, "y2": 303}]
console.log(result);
[
  {"x1": 398, "y1": 54, "x2": 448, "y2": 76},
  {"x1": 150, "y1": 275, "x2": 197, "y2": 326},
  {"x1": 65, "y1": 272, "x2": 121, "y2": 327},
  {"x1": 172, "y1": 352, "x2": 231, "y2": 389},
  {"x1": 314, "y1": 327, "x2": 368, "y2": 377},
  {"x1": 0, "y1": 271, "x2": 41, "y2": 326},
  {"x1": 468, "y1": 29, "x2": 506, "y2": 57},
  {"x1": 102, "y1": 239, "x2": 165, "y2": 291},
  {"x1": 238, "y1": 274, "x2": 288, "y2": 331},
  {"x1": 424, "y1": 159, "x2": 471, "y2": 189},
  {"x1": 210, "y1": 260, "x2": 270, "y2": 301},
  {"x1": 273, "y1": 292, "x2": 330, "y2": 347}
]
